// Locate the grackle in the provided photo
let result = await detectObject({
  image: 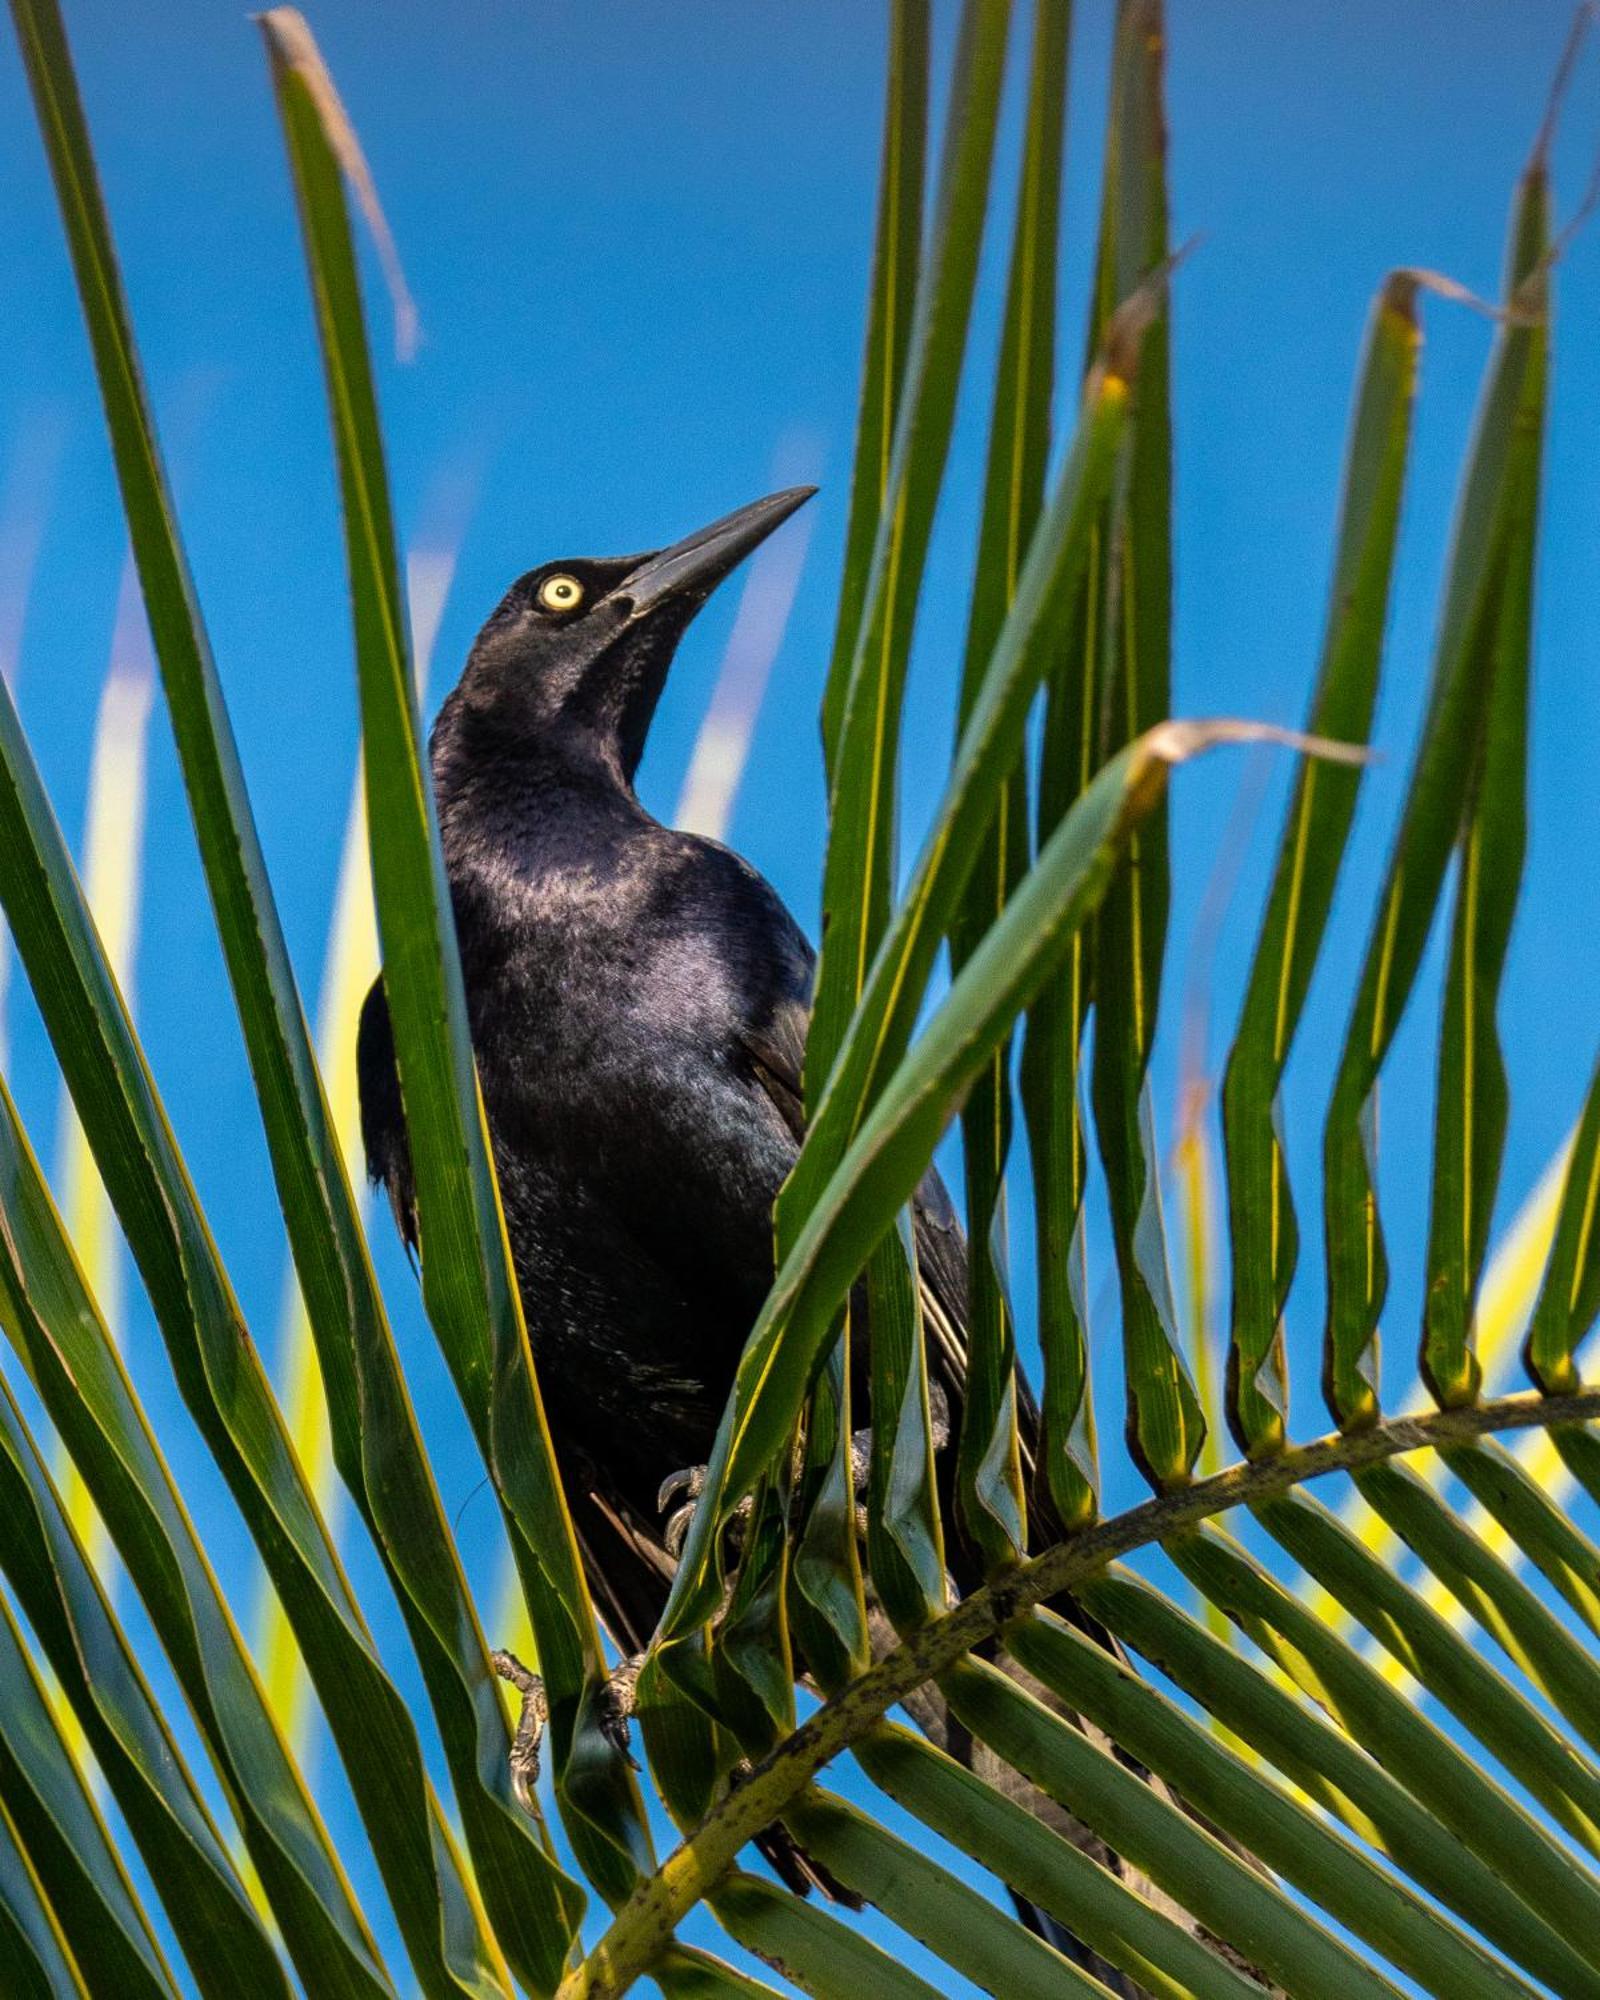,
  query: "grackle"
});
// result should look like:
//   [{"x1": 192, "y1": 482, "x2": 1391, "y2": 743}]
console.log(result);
[{"x1": 358, "y1": 490, "x2": 1261, "y2": 1993}]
